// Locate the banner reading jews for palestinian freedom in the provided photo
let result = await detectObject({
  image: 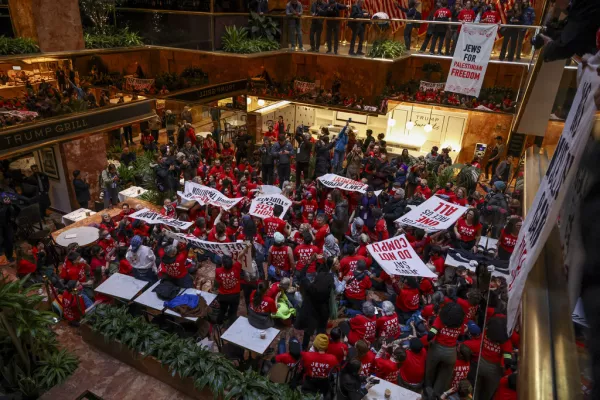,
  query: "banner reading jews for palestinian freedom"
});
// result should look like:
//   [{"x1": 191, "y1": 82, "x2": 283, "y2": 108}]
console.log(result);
[
  {"x1": 445, "y1": 23, "x2": 498, "y2": 97},
  {"x1": 249, "y1": 194, "x2": 292, "y2": 219},
  {"x1": 317, "y1": 174, "x2": 368, "y2": 193},
  {"x1": 396, "y1": 196, "x2": 468, "y2": 231},
  {"x1": 367, "y1": 235, "x2": 437, "y2": 278},
  {"x1": 178, "y1": 181, "x2": 242, "y2": 210},
  {"x1": 129, "y1": 208, "x2": 194, "y2": 230},
  {"x1": 506, "y1": 54, "x2": 600, "y2": 334}
]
